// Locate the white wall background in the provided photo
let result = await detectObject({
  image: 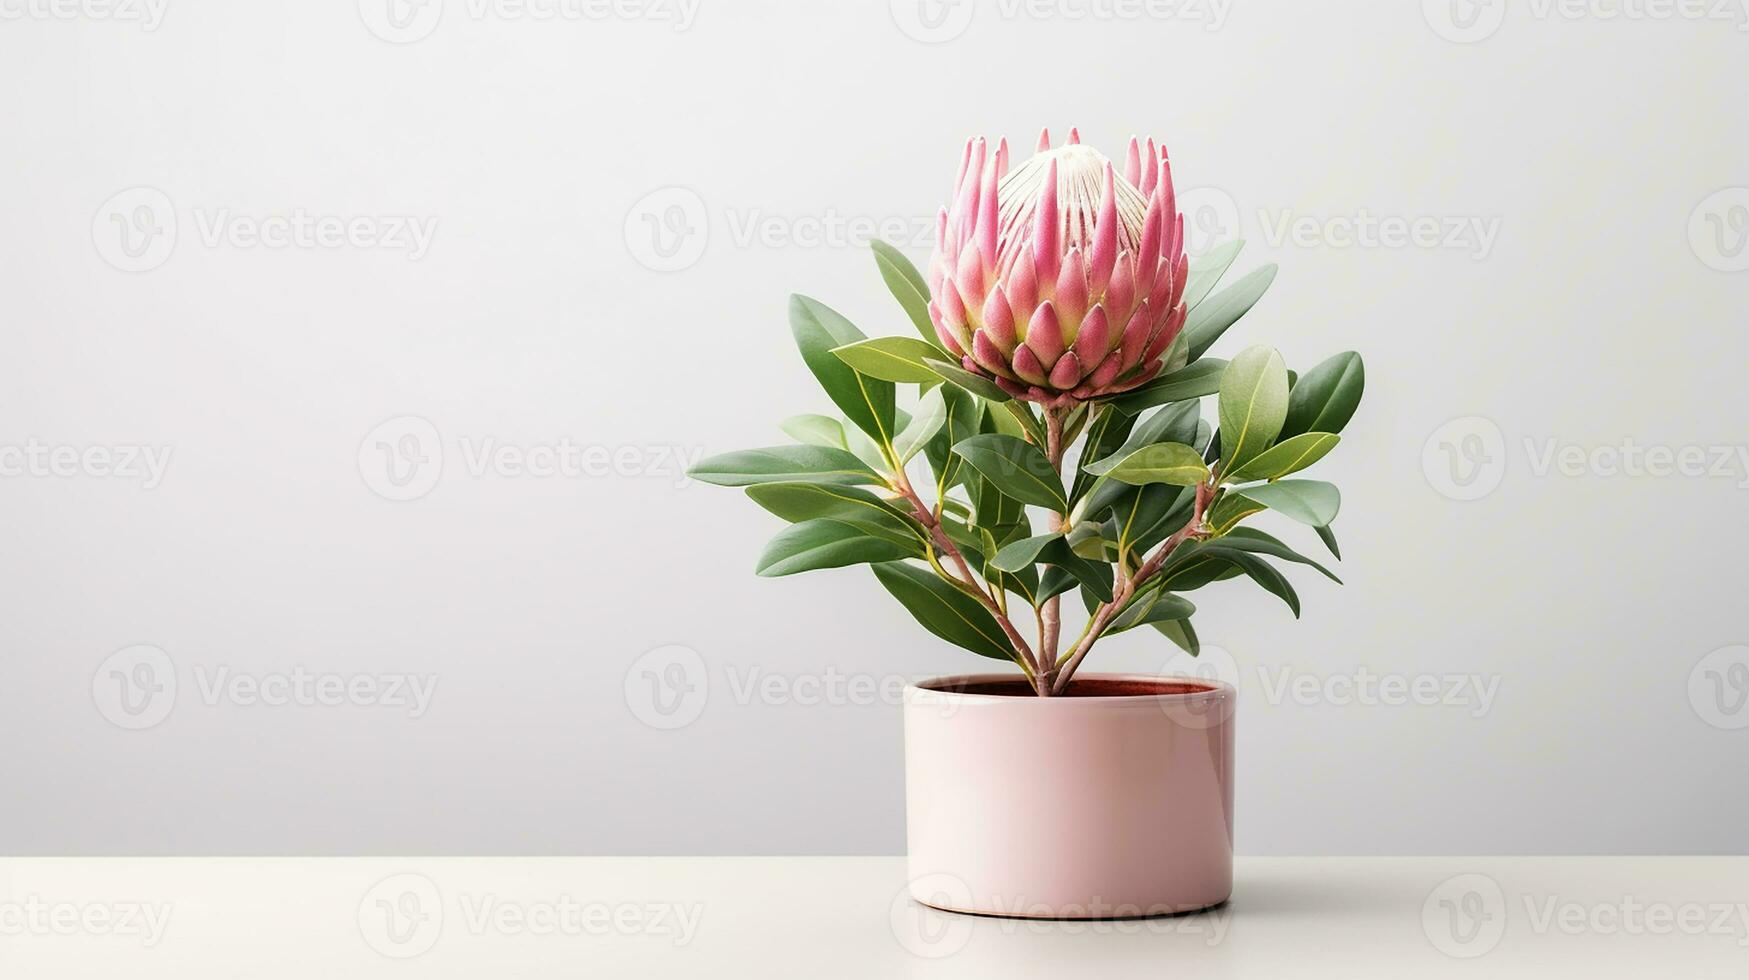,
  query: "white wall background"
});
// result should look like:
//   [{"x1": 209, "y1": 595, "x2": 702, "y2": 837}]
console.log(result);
[{"x1": 2, "y1": 0, "x2": 1746, "y2": 855}]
